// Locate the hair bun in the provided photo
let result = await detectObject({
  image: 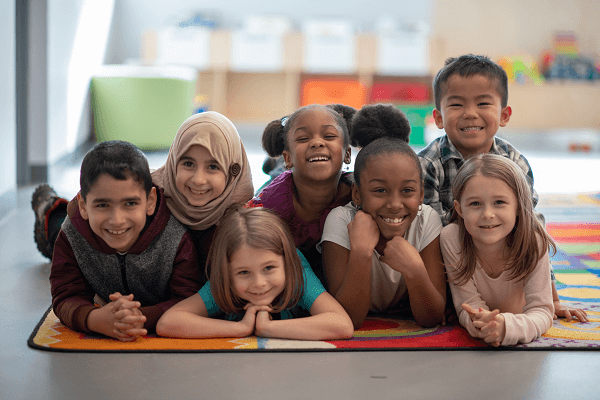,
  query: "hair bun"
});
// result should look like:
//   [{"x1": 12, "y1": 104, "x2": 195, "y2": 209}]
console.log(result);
[{"x1": 350, "y1": 104, "x2": 411, "y2": 148}]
